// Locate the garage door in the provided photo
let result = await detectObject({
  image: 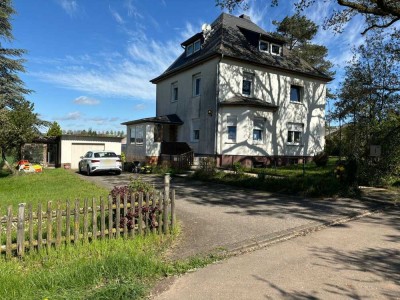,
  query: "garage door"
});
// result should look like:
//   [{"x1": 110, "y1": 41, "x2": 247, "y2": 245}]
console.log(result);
[{"x1": 71, "y1": 143, "x2": 105, "y2": 169}]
